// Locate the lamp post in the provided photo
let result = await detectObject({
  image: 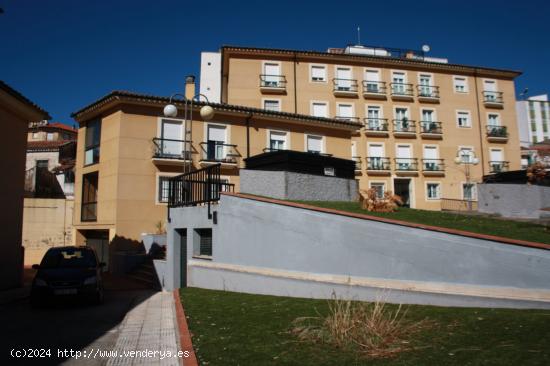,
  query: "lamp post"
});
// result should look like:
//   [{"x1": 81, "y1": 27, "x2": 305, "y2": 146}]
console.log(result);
[{"x1": 454, "y1": 151, "x2": 479, "y2": 211}]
